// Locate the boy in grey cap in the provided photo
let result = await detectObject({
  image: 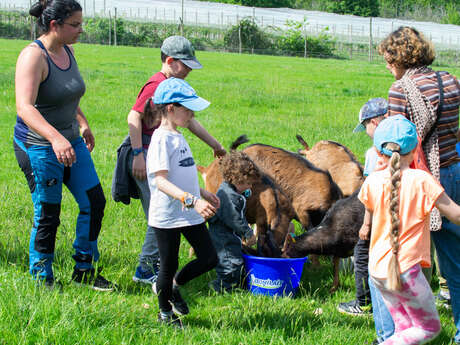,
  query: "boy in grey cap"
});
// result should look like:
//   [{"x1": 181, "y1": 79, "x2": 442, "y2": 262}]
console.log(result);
[
  {"x1": 339, "y1": 97, "x2": 395, "y2": 344},
  {"x1": 338, "y1": 98, "x2": 387, "y2": 316},
  {"x1": 115, "y1": 36, "x2": 225, "y2": 285}
]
